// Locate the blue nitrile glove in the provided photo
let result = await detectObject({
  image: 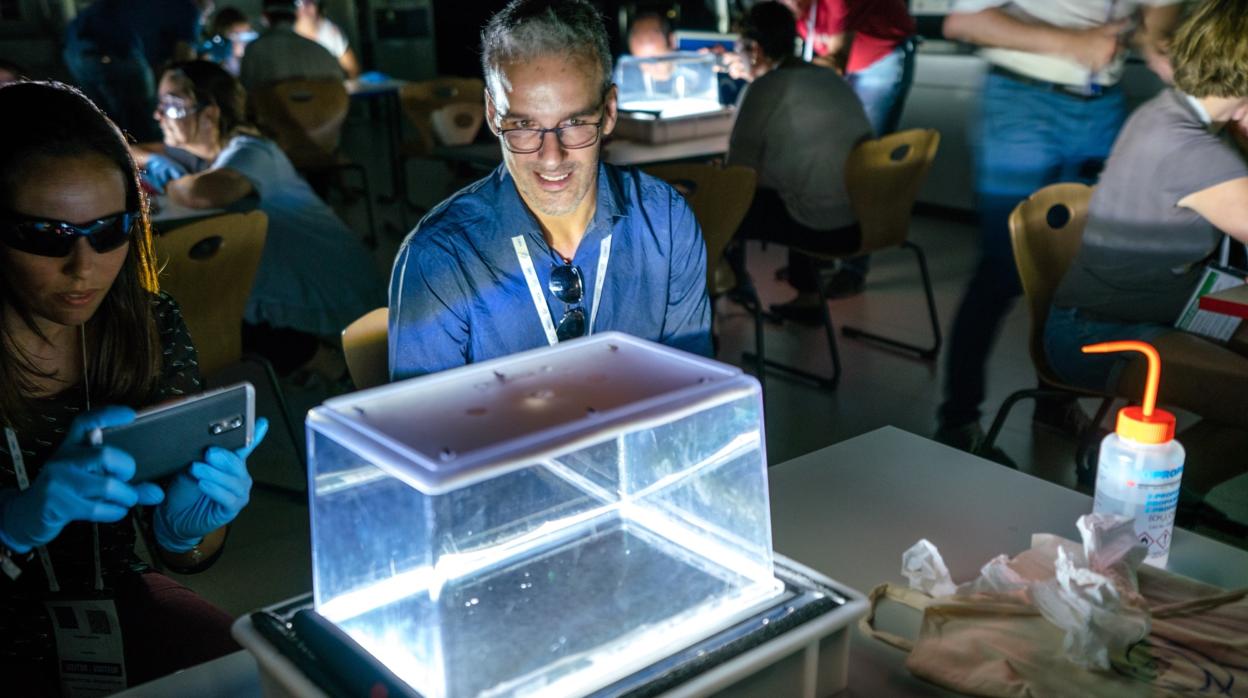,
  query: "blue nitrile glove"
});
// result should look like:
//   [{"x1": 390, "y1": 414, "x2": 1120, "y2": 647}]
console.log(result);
[
  {"x1": 0, "y1": 407, "x2": 165, "y2": 554},
  {"x1": 142, "y1": 154, "x2": 189, "y2": 194},
  {"x1": 153, "y1": 418, "x2": 267, "y2": 552}
]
